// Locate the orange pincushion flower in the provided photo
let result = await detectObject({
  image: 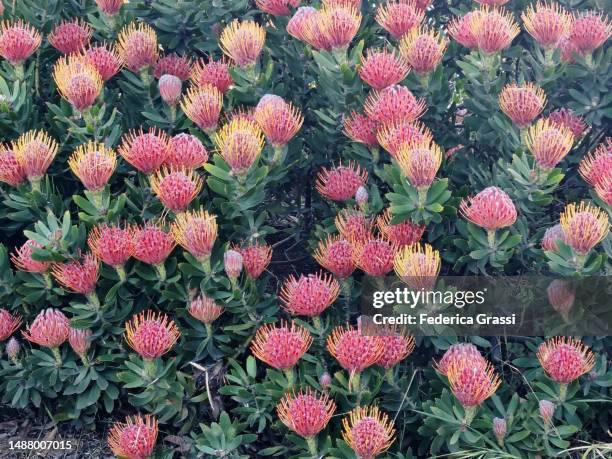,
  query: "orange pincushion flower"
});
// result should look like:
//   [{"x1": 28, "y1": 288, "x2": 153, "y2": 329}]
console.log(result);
[
  {"x1": 375, "y1": 327, "x2": 415, "y2": 369},
  {"x1": 220, "y1": 20, "x2": 266, "y2": 67},
  {"x1": 394, "y1": 243, "x2": 441, "y2": 291},
  {"x1": 11, "y1": 240, "x2": 50, "y2": 273},
  {"x1": 22, "y1": 308, "x2": 70, "y2": 349},
  {"x1": 327, "y1": 325, "x2": 384, "y2": 374},
  {"x1": 150, "y1": 167, "x2": 203, "y2": 213},
  {"x1": 448, "y1": 10, "x2": 483, "y2": 50},
  {"x1": 52, "y1": 253, "x2": 99, "y2": 295},
  {"x1": 396, "y1": 138, "x2": 443, "y2": 189},
  {"x1": 257, "y1": 0, "x2": 301, "y2": 16},
  {"x1": 13, "y1": 130, "x2": 59, "y2": 182},
  {"x1": 399, "y1": 27, "x2": 448, "y2": 75},
  {"x1": 547, "y1": 108, "x2": 587, "y2": 139},
  {"x1": 559, "y1": 202, "x2": 609, "y2": 254},
  {"x1": 343, "y1": 112, "x2": 380, "y2": 148},
  {"x1": 53, "y1": 56, "x2": 103, "y2": 112},
  {"x1": 191, "y1": 57, "x2": 233, "y2": 93},
  {"x1": 0, "y1": 309, "x2": 22, "y2": 342},
  {"x1": 524, "y1": 118, "x2": 574, "y2": 170},
  {"x1": 48, "y1": 19, "x2": 92, "y2": 55},
  {"x1": 522, "y1": 2, "x2": 572, "y2": 48},
  {"x1": 460, "y1": 186, "x2": 518, "y2": 231},
  {"x1": 579, "y1": 142, "x2": 612, "y2": 188},
  {"x1": 68, "y1": 141, "x2": 116, "y2": 192},
  {"x1": 312, "y1": 4, "x2": 362, "y2": 50},
  {"x1": 313, "y1": 236, "x2": 357, "y2": 278},
  {"x1": 213, "y1": 118, "x2": 265, "y2": 174},
  {"x1": 154, "y1": 54, "x2": 191, "y2": 81},
  {"x1": 434, "y1": 342, "x2": 487, "y2": 377},
  {"x1": 118, "y1": 128, "x2": 170, "y2": 174},
  {"x1": 133, "y1": 222, "x2": 176, "y2": 266},
  {"x1": 108, "y1": 414, "x2": 158, "y2": 459},
  {"x1": 68, "y1": 328, "x2": 92, "y2": 356},
  {"x1": 117, "y1": 22, "x2": 158, "y2": 73},
  {"x1": 447, "y1": 359, "x2": 501, "y2": 407},
  {"x1": 189, "y1": 294, "x2": 224, "y2": 324},
  {"x1": 277, "y1": 389, "x2": 336, "y2": 438},
  {"x1": 376, "y1": 120, "x2": 432, "y2": 158},
  {"x1": 568, "y1": 12, "x2": 612, "y2": 54},
  {"x1": 541, "y1": 224, "x2": 568, "y2": 252},
  {"x1": 537, "y1": 337, "x2": 595, "y2": 384},
  {"x1": 342, "y1": 406, "x2": 395, "y2": 459},
  {"x1": 251, "y1": 321, "x2": 312, "y2": 370},
  {"x1": 236, "y1": 243, "x2": 272, "y2": 279},
  {"x1": 0, "y1": 20, "x2": 42, "y2": 65},
  {"x1": 375, "y1": 0, "x2": 424, "y2": 40},
  {"x1": 95, "y1": 0, "x2": 126, "y2": 16},
  {"x1": 280, "y1": 271, "x2": 340, "y2": 317},
  {"x1": 255, "y1": 95, "x2": 304, "y2": 147},
  {"x1": 335, "y1": 209, "x2": 375, "y2": 243},
  {"x1": 125, "y1": 310, "x2": 180, "y2": 359},
  {"x1": 499, "y1": 83, "x2": 546, "y2": 128},
  {"x1": 83, "y1": 44, "x2": 123, "y2": 81},
  {"x1": 181, "y1": 84, "x2": 224, "y2": 133},
  {"x1": 0, "y1": 148, "x2": 26, "y2": 187},
  {"x1": 358, "y1": 49, "x2": 410, "y2": 90},
  {"x1": 377, "y1": 209, "x2": 425, "y2": 246},
  {"x1": 353, "y1": 238, "x2": 396, "y2": 277},
  {"x1": 88, "y1": 224, "x2": 134, "y2": 268},
  {"x1": 365, "y1": 84, "x2": 427, "y2": 125},
  {"x1": 171, "y1": 210, "x2": 218, "y2": 261},
  {"x1": 165, "y1": 134, "x2": 208, "y2": 169},
  {"x1": 471, "y1": 7, "x2": 520, "y2": 54},
  {"x1": 316, "y1": 161, "x2": 368, "y2": 202}
]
